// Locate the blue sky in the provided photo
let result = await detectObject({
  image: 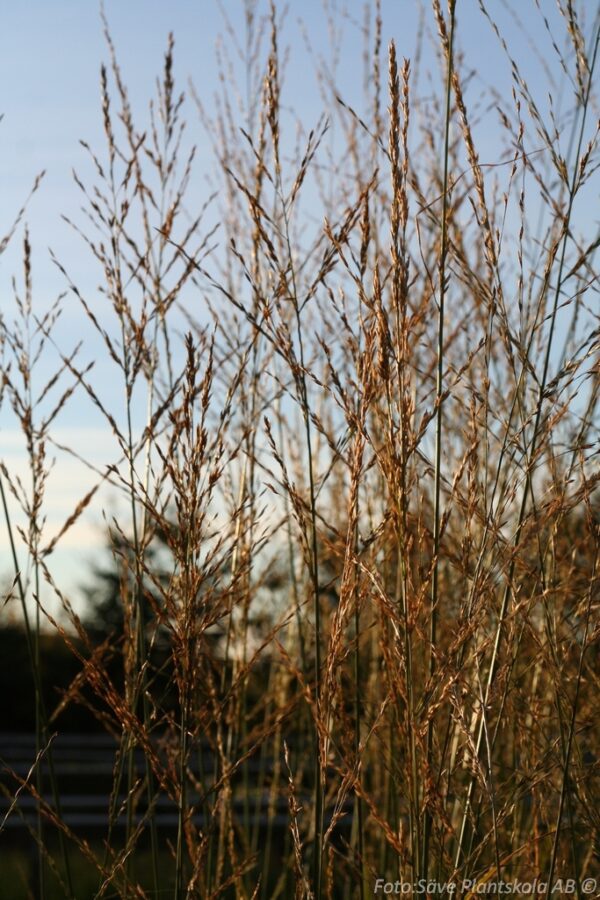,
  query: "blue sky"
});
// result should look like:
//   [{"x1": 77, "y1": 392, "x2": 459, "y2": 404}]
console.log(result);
[
  {"x1": 0, "y1": 0, "x2": 567, "y2": 276},
  {"x1": 0, "y1": 0, "x2": 576, "y2": 303},
  {"x1": 0, "y1": 0, "x2": 595, "y2": 612}
]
